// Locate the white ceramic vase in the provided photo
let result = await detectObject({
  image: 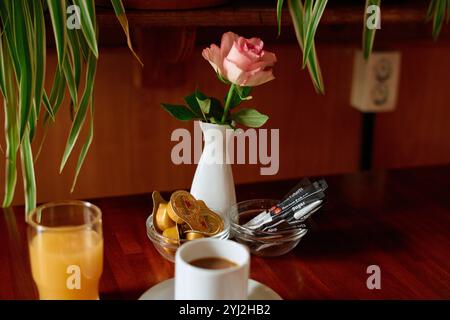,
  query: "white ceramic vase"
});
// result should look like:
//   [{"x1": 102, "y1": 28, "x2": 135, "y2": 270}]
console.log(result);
[{"x1": 190, "y1": 121, "x2": 236, "y2": 217}]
